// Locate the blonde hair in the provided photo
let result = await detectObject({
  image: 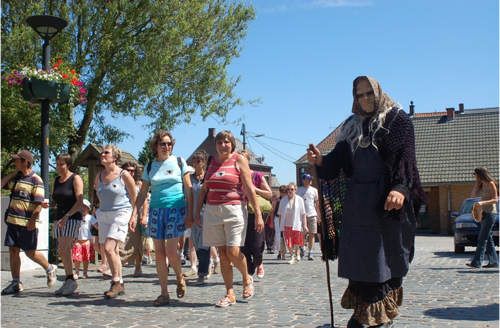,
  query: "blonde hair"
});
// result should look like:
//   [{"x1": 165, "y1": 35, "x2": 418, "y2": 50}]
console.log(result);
[
  {"x1": 287, "y1": 182, "x2": 297, "y2": 190},
  {"x1": 103, "y1": 144, "x2": 121, "y2": 163}
]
